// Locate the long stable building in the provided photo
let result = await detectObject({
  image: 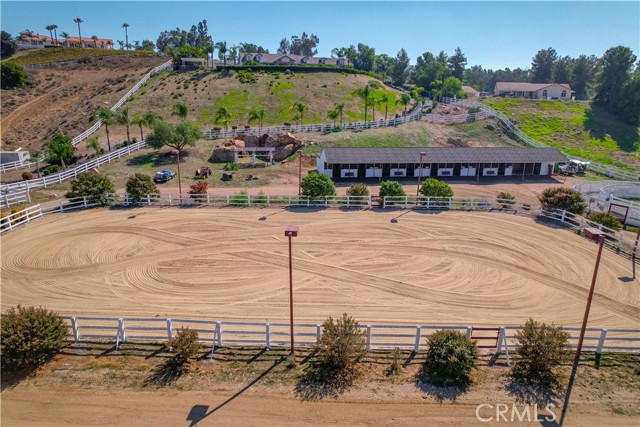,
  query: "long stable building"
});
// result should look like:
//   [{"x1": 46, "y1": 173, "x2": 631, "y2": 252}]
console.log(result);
[{"x1": 316, "y1": 147, "x2": 567, "y2": 180}]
